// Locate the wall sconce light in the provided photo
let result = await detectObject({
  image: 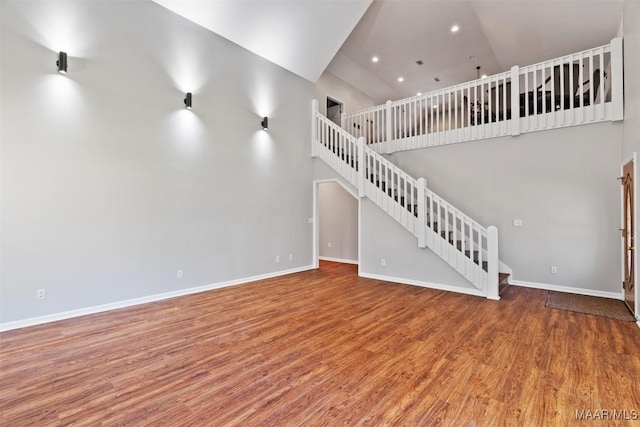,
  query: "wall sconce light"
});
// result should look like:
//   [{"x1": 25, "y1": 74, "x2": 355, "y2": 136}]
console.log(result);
[
  {"x1": 56, "y1": 51, "x2": 68, "y2": 74},
  {"x1": 184, "y1": 92, "x2": 192, "y2": 110},
  {"x1": 261, "y1": 116, "x2": 268, "y2": 130}
]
